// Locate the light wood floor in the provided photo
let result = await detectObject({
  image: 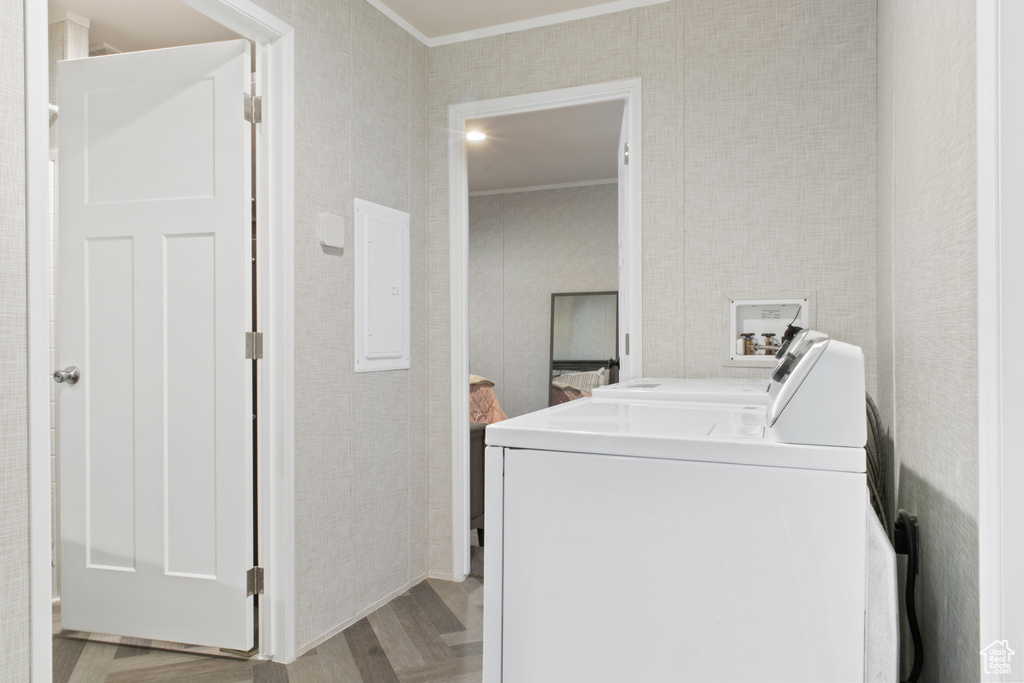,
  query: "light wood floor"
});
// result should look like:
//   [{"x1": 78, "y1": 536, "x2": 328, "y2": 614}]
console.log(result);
[{"x1": 53, "y1": 577, "x2": 484, "y2": 683}]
